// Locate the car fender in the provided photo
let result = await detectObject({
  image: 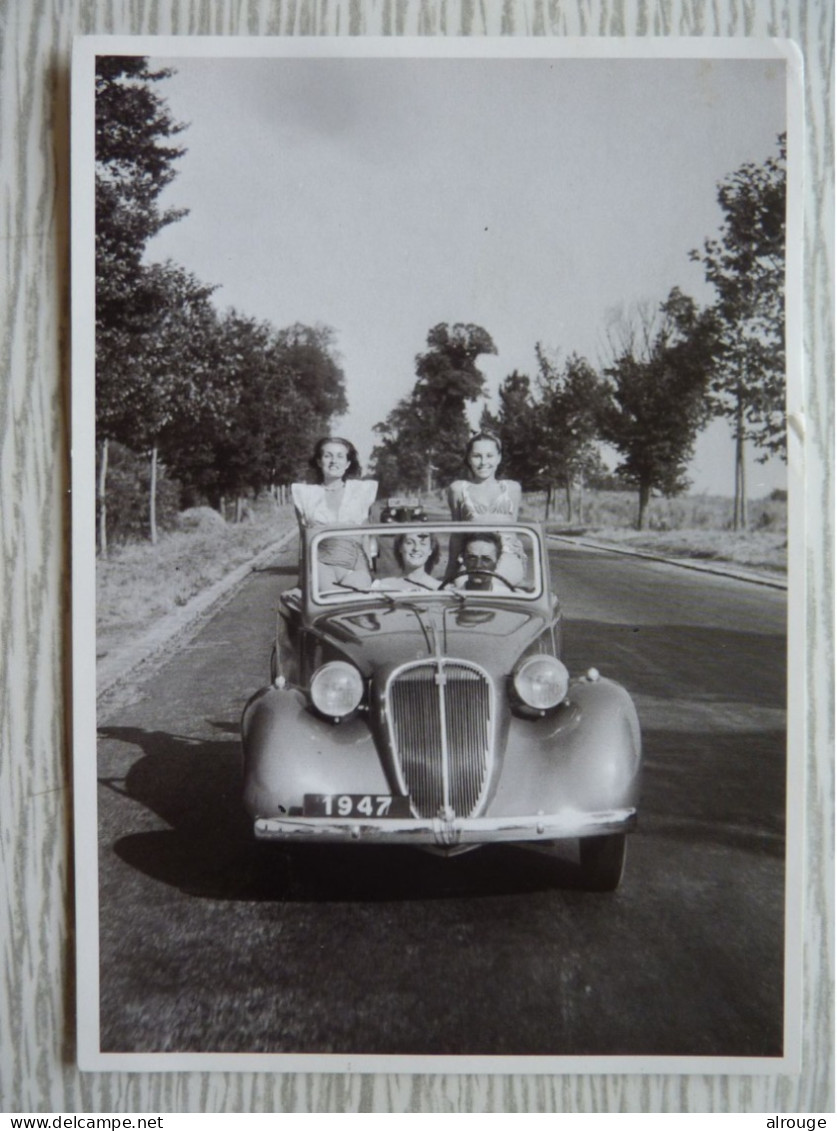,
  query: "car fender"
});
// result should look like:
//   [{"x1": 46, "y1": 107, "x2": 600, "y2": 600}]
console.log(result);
[
  {"x1": 489, "y1": 676, "x2": 641, "y2": 817},
  {"x1": 241, "y1": 686, "x2": 392, "y2": 818}
]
